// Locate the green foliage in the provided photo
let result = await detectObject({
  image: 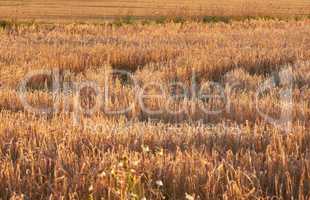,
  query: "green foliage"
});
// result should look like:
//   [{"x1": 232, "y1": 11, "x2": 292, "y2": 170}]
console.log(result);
[
  {"x1": 172, "y1": 16, "x2": 186, "y2": 23},
  {"x1": 0, "y1": 19, "x2": 37, "y2": 30},
  {"x1": 202, "y1": 16, "x2": 231, "y2": 23},
  {"x1": 122, "y1": 15, "x2": 135, "y2": 24},
  {"x1": 141, "y1": 19, "x2": 152, "y2": 25},
  {"x1": 155, "y1": 16, "x2": 167, "y2": 24},
  {"x1": 0, "y1": 20, "x2": 11, "y2": 29},
  {"x1": 113, "y1": 15, "x2": 136, "y2": 26}
]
